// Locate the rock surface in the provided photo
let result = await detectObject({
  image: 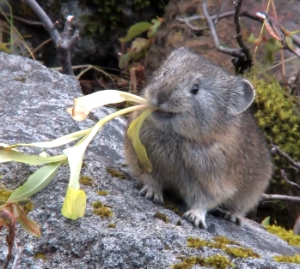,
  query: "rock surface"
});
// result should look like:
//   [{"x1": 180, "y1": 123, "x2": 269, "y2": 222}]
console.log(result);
[{"x1": 0, "y1": 52, "x2": 300, "y2": 269}]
